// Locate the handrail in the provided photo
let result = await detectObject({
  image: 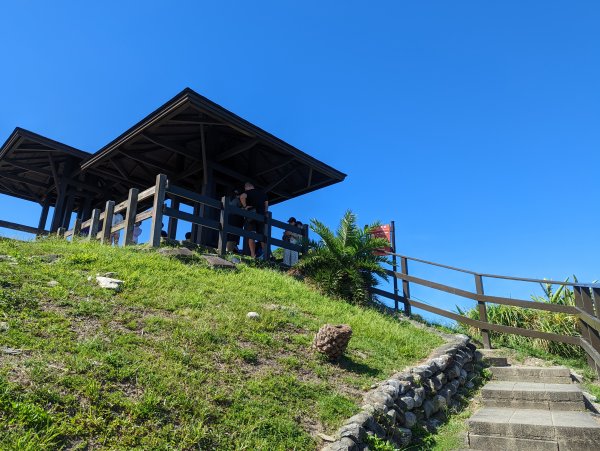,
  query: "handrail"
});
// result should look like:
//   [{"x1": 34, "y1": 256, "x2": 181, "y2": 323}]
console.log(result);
[
  {"x1": 387, "y1": 252, "x2": 599, "y2": 288},
  {"x1": 377, "y1": 252, "x2": 600, "y2": 376}
]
